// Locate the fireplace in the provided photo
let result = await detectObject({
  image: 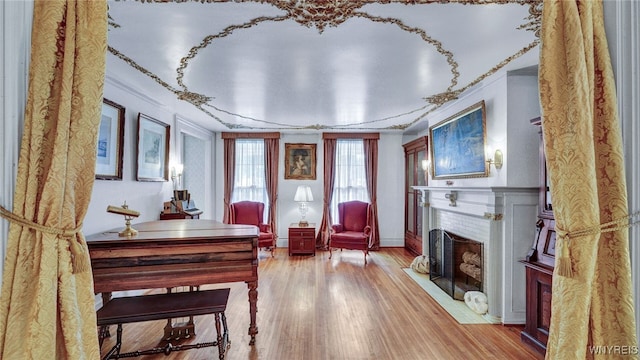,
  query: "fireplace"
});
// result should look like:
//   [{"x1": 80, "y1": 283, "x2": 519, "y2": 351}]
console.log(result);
[{"x1": 429, "y1": 229, "x2": 483, "y2": 301}]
